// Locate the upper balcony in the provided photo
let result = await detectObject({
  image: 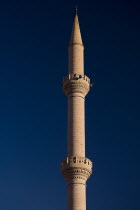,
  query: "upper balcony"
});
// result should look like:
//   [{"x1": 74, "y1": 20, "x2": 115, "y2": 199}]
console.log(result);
[{"x1": 63, "y1": 74, "x2": 90, "y2": 84}]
